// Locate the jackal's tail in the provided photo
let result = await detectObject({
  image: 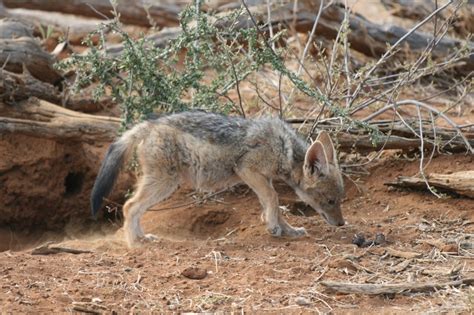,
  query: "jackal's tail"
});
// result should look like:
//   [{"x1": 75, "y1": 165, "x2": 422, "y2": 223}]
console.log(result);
[{"x1": 90, "y1": 122, "x2": 149, "y2": 217}]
